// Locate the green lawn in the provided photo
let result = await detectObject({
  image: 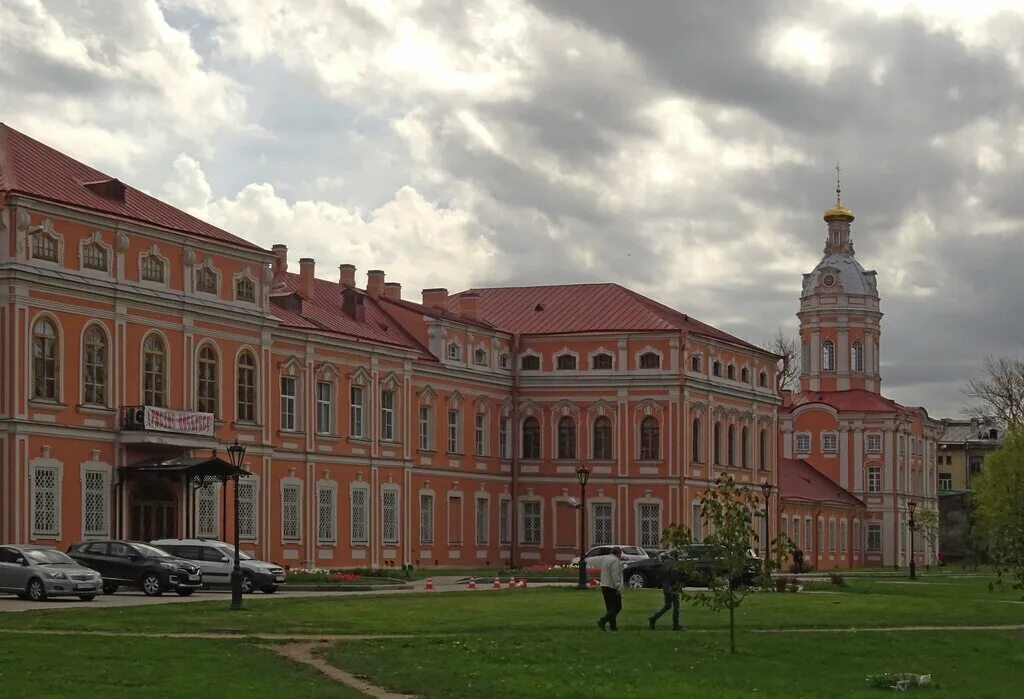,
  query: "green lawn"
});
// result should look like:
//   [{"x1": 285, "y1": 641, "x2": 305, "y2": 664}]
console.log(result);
[{"x1": 0, "y1": 635, "x2": 361, "y2": 698}]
